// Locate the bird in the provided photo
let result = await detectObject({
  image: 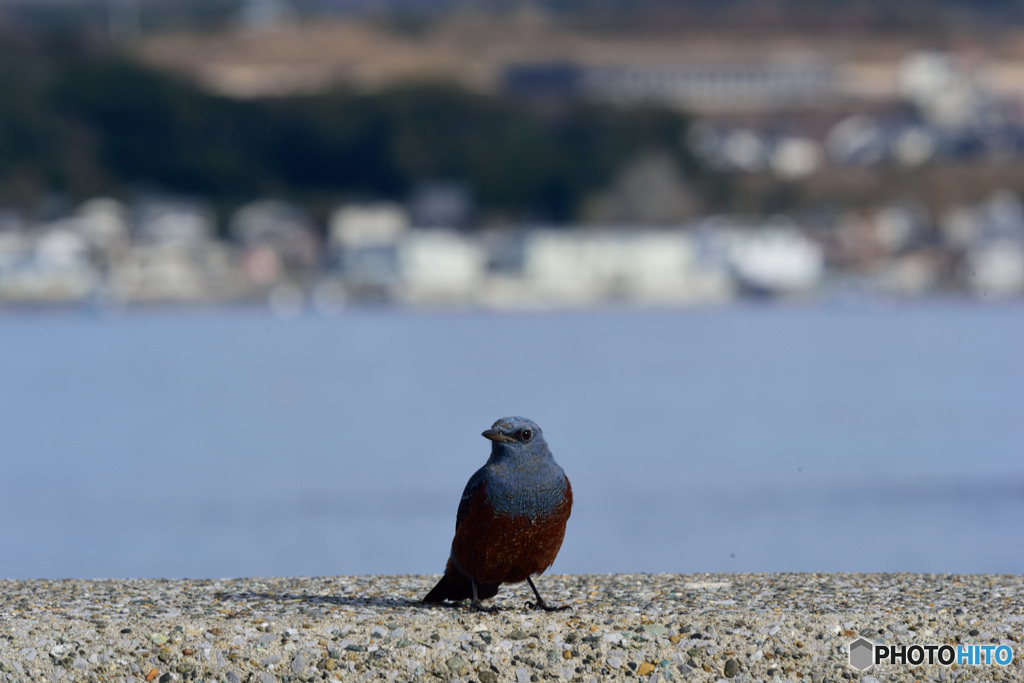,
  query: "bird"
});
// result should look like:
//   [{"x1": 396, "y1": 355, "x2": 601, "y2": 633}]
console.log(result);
[{"x1": 423, "y1": 416, "x2": 572, "y2": 612}]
